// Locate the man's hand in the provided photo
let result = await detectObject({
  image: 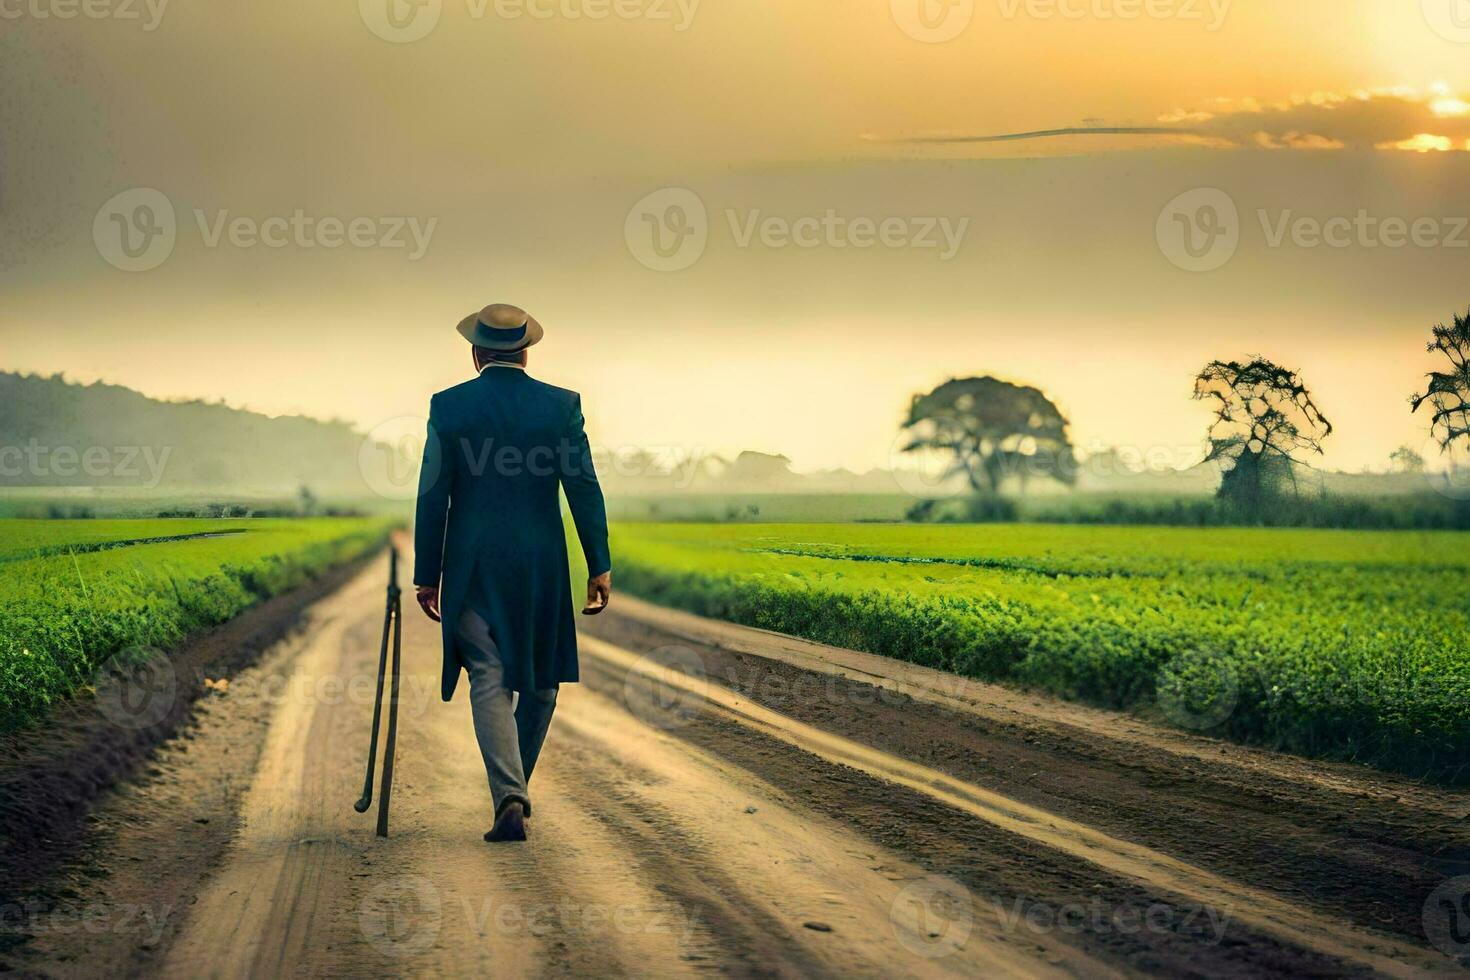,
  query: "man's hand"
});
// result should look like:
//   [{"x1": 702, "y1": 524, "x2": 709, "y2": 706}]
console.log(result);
[
  {"x1": 415, "y1": 585, "x2": 442, "y2": 623},
  {"x1": 581, "y1": 571, "x2": 612, "y2": 615}
]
